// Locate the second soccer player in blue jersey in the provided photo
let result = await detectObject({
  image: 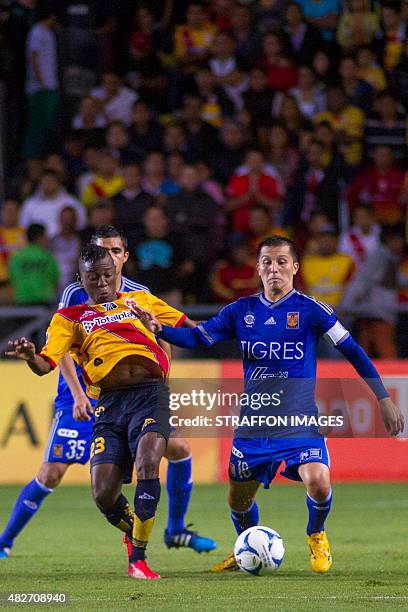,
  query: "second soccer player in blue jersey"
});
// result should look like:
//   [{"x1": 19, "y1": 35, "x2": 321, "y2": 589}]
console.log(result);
[{"x1": 133, "y1": 235, "x2": 404, "y2": 574}]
